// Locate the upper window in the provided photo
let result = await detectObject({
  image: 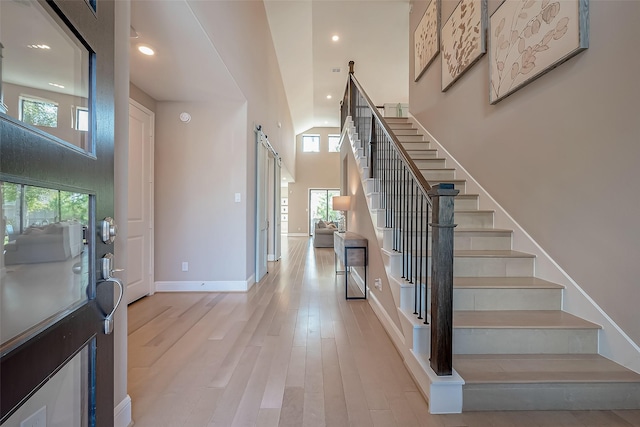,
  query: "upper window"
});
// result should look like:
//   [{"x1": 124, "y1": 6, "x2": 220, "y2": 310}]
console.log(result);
[
  {"x1": 302, "y1": 135, "x2": 320, "y2": 152},
  {"x1": 19, "y1": 96, "x2": 58, "y2": 128},
  {"x1": 328, "y1": 134, "x2": 340, "y2": 152}
]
